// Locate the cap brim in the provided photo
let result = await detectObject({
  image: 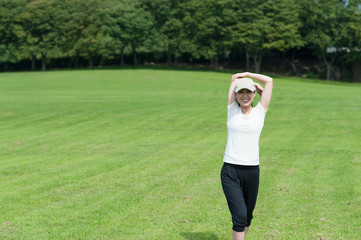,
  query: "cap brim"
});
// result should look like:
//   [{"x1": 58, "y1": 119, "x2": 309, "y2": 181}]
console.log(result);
[{"x1": 235, "y1": 86, "x2": 255, "y2": 92}]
